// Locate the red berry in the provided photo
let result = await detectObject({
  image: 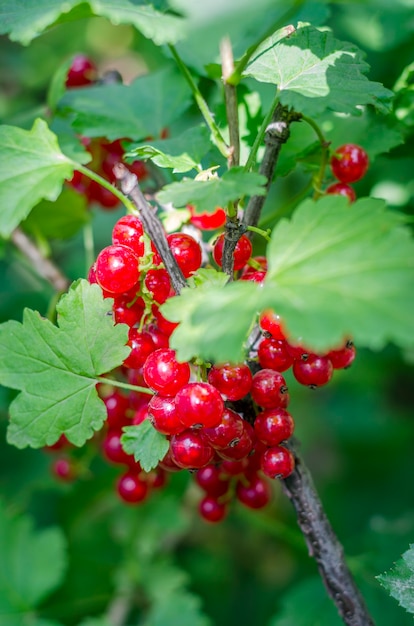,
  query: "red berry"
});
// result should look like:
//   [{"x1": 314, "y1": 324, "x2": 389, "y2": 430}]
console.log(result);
[
  {"x1": 148, "y1": 395, "x2": 184, "y2": 435},
  {"x1": 217, "y1": 421, "x2": 255, "y2": 461},
  {"x1": 258, "y1": 338, "x2": 293, "y2": 372},
  {"x1": 166, "y1": 233, "x2": 202, "y2": 277},
  {"x1": 144, "y1": 268, "x2": 171, "y2": 304},
  {"x1": 95, "y1": 244, "x2": 140, "y2": 294},
  {"x1": 88, "y1": 182, "x2": 120, "y2": 209},
  {"x1": 158, "y1": 448, "x2": 182, "y2": 472},
  {"x1": 102, "y1": 430, "x2": 135, "y2": 466},
  {"x1": 103, "y1": 392, "x2": 130, "y2": 429},
  {"x1": 251, "y1": 369, "x2": 289, "y2": 409},
  {"x1": 220, "y1": 458, "x2": 250, "y2": 476},
  {"x1": 259, "y1": 310, "x2": 286, "y2": 340},
  {"x1": 51, "y1": 458, "x2": 76, "y2": 481},
  {"x1": 195, "y1": 465, "x2": 230, "y2": 497},
  {"x1": 112, "y1": 215, "x2": 145, "y2": 257},
  {"x1": 199, "y1": 496, "x2": 228, "y2": 522},
  {"x1": 292, "y1": 354, "x2": 333, "y2": 388},
  {"x1": 330, "y1": 144, "x2": 369, "y2": 183},
  {"x1": 117, "y1": 471, "x2": 148, "y2": 503},
  {"x1": 66, "y1": 54, "x2": 97, "y2": 87},
  {"x1": 326, "y1": 341, "x2": 356, "y2": 369},
  {"x1": 203, "y1": 407, "x2": 245, "y2": 449},
  {"x1": 170, "y1": 430, "x2": 215, "y2": 469},
  {"x1": 212, "y1": 233, "x2": 252, "y2": 271},
  {"x1": 240, "y1": 256, "x2": 268, "y2": 278},
  {"x1": 260, "y1": 445, "x2": 295, "y2": 479},
  {"x1": 45, "y1": 434, "x2": 70, "y2": 452},
  {"x1": 207, "y1": 363, "x2": 252, "y2": 401},
  {"x1": 188, "y1": 205, "x2": 226, "y2": 230},
  {"x1": 112, "y1": 294, "x2": 145, "y2": 327},
  {"x1": 123, "y1": 328, "x2": 155, "y2": 369},
  {"x1": 326, "y1": 182, "x2": 356, "y2": 203},
  {"x1": 240, "y1": 270, "x2": 266, "y2": 283},
  {"x1": 254, "y1": 408, "x2": 294, "y2": 447},
  {"x1": 152, "y1": 306, "x2": 179, "y2": 337},
  {"x1": 236, "y1": 474, "x2": 271, "y2": 509},
  {"x1": 175, "y1": 382, "x2": 224, "y2": 429},
  {"x1": 143, "y1": 348, "x2": 190, "y2": 396}
]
